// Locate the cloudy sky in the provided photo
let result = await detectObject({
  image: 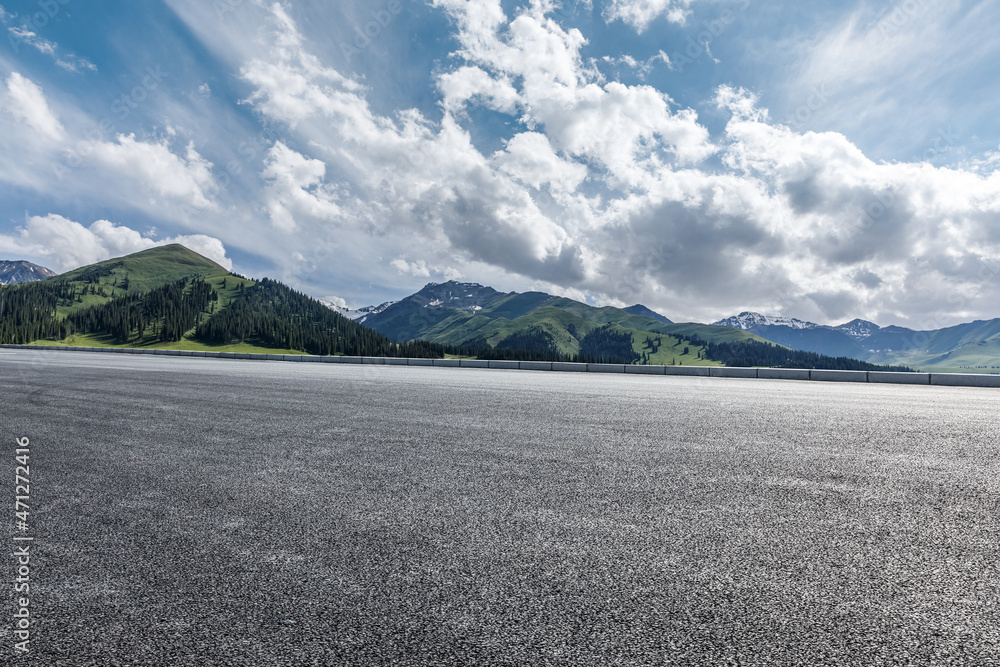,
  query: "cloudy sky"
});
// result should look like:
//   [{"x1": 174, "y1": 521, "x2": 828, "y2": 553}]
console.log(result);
[{"x1": 1, "y1": 0, "x2": 999, "y2": 327}]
